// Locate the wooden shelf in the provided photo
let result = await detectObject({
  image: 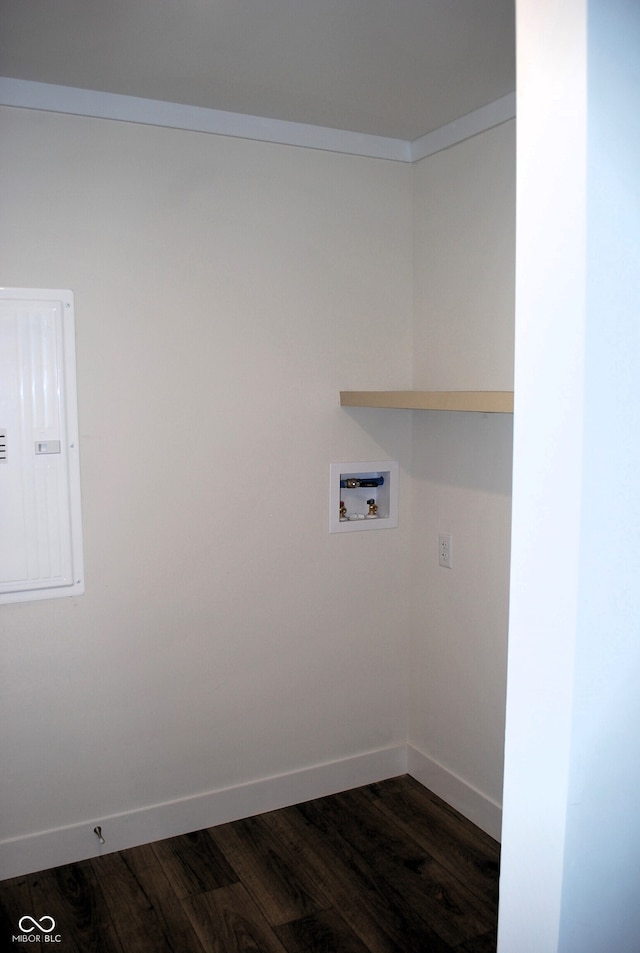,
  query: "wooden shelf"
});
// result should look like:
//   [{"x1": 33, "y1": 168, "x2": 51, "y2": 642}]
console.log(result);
[{"x1": 340, "y1": 390, "x2": 514, "y2": 413}]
